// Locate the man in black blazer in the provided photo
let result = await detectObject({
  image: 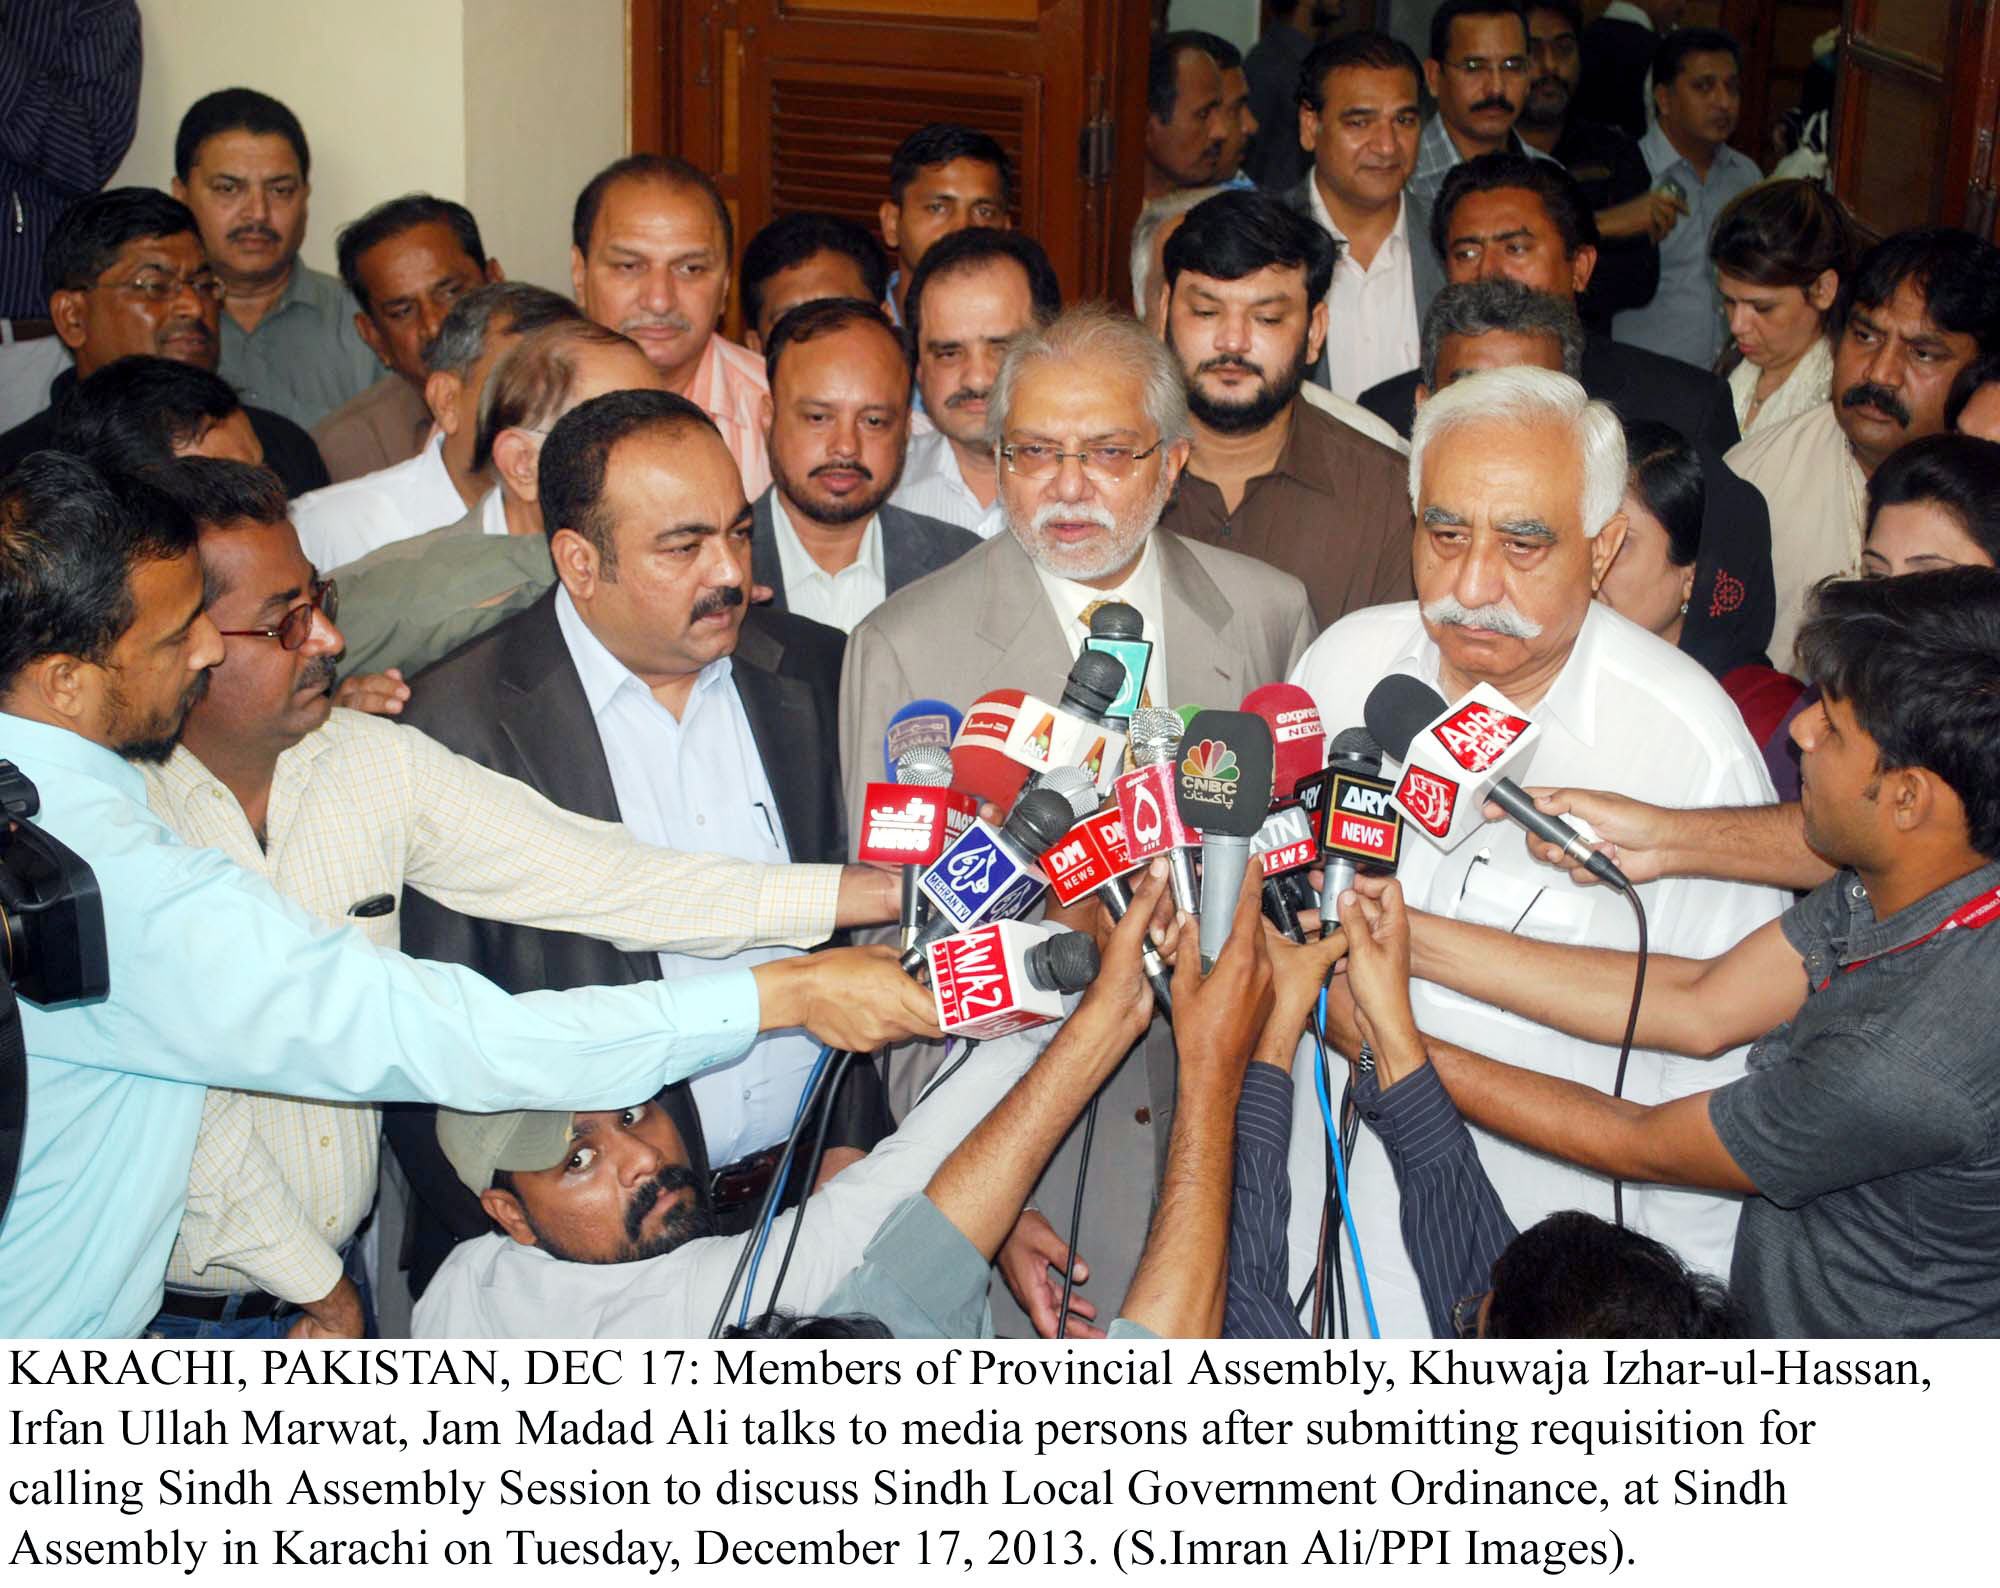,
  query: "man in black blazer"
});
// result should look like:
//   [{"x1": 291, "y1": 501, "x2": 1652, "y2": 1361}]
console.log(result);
[
  {"x1": 749, "y1": 295, "x2": 977, "y2": 631},
  {"x1": 1356, "y1": 153, "x2": 1774, "y2": 675},
  {"x1": 388, "y1": 389, "x2": 889, "y2": 1293}
]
